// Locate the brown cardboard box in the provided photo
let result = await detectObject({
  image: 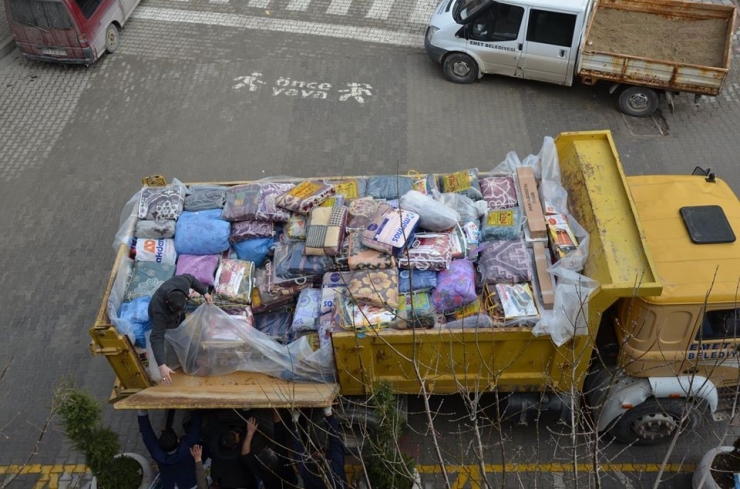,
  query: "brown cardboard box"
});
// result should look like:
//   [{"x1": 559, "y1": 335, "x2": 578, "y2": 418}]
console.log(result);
[
  {"x1": 533, "y1": 242, "x2": 554, "y2": 309},
  {"x1": 516, "y1": 167, "x2": 547, "y2": 239}
]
